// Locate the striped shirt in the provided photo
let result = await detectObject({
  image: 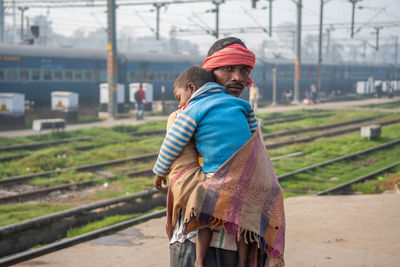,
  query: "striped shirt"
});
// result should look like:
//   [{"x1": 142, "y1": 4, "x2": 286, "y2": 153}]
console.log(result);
[{"x1": 153, "y1": 82, "x2": 257, "y2": 176}]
